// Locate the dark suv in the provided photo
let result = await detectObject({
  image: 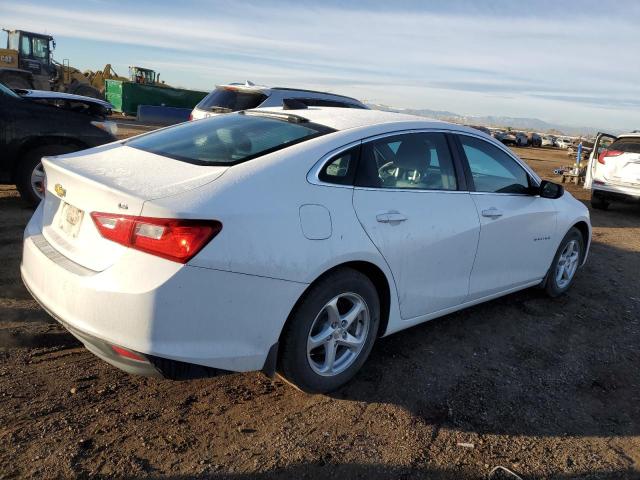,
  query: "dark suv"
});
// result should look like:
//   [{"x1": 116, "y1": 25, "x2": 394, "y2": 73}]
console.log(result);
[{"x1": 0, "y1": 82, "x2": 117, "y2": 205}]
